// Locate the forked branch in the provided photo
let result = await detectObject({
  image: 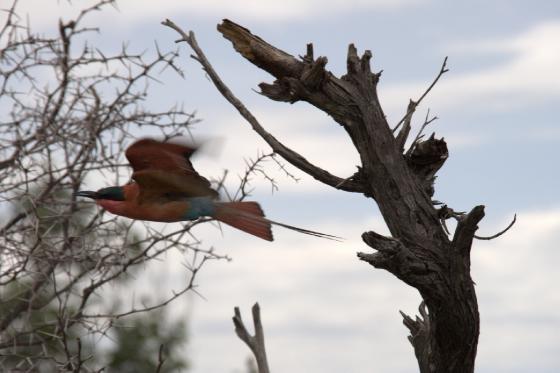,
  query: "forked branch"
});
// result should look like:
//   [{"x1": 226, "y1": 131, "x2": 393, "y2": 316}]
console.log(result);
[{"x1": 232, "y1": 303, "x2": 271, "y2": 373}]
